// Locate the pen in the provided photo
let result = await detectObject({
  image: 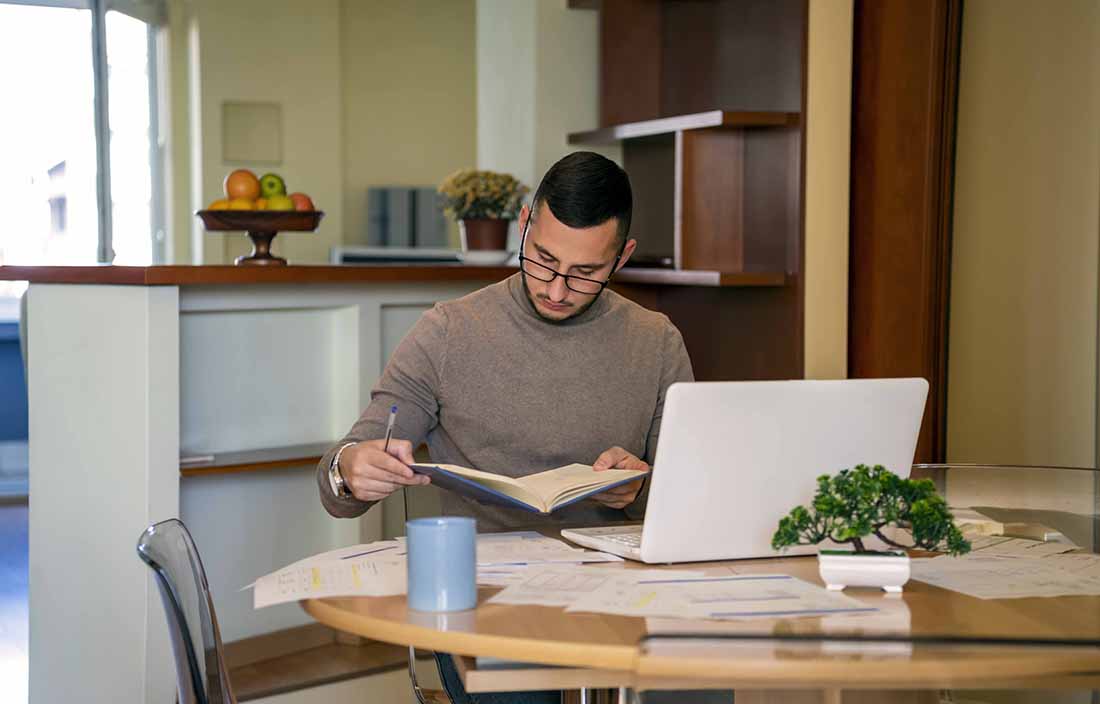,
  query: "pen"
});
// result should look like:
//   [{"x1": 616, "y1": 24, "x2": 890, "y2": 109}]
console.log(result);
[
  {"x1": 383, "y1": 404, "x2": 397, "y2": 454},
  {"x1": 383, "y1": 403, "x2": 413, "y2": 526}
]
